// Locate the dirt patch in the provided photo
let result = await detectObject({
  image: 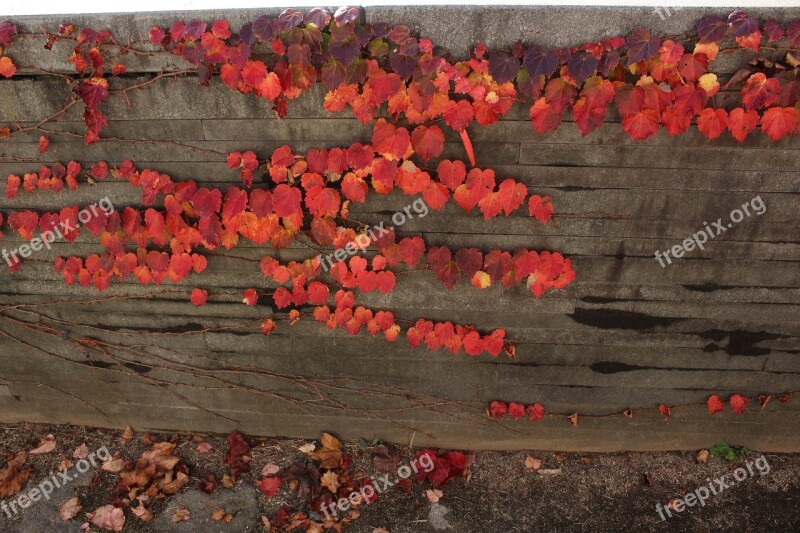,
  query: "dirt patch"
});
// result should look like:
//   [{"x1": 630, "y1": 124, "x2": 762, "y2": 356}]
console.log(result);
[{"x1": 1, "y1": 423, "x2": 799, "y2": 532}]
